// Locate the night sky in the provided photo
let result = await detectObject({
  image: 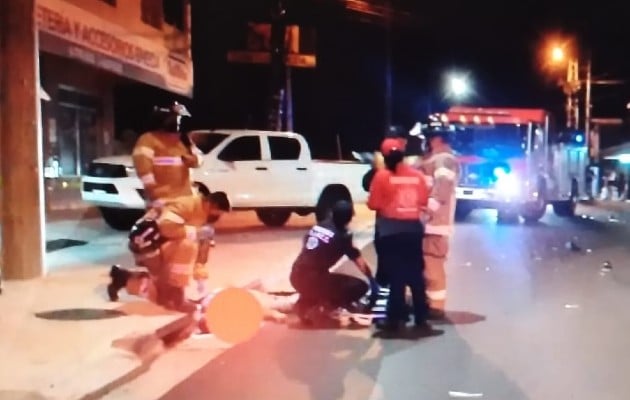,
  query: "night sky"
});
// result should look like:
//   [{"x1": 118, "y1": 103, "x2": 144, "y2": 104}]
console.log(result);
[{"x1": 187, "y1": 0, "x2": 630, "y2": 158}]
